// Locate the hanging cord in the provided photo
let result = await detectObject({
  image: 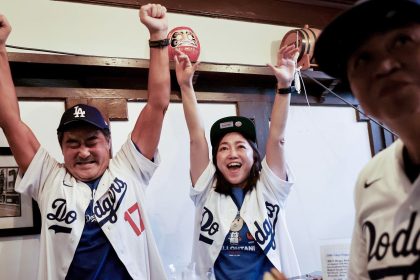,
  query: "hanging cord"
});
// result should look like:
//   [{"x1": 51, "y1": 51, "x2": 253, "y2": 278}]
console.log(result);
[
  {"x1": 301, "y1": 72, "x2": 397, "y2": 137},
  {"x1": 293, "y1": 29, "x2": 311, "y2": 107},
  {"x1": 295, "y1": 68, "x2": 311, "y2": 107}
]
